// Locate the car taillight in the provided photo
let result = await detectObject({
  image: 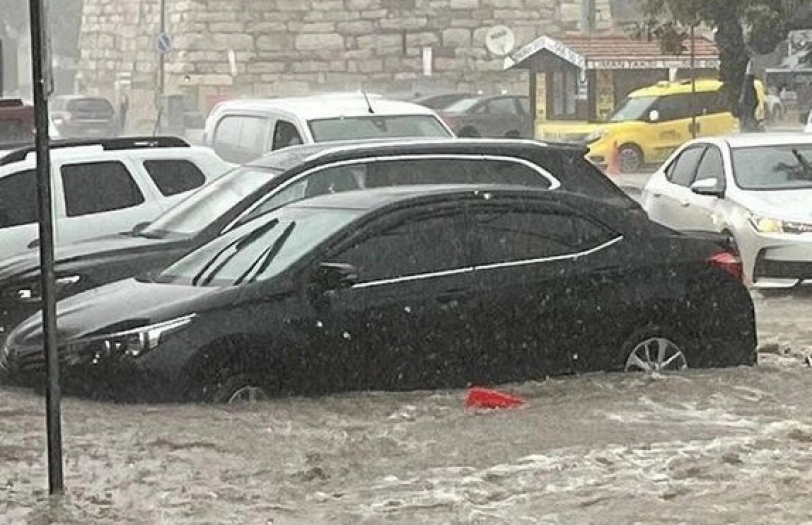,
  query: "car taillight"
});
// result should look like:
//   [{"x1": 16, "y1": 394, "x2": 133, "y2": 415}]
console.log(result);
[{"x1": 707, "y1": 251, "x2": 743, "y2": 281}]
